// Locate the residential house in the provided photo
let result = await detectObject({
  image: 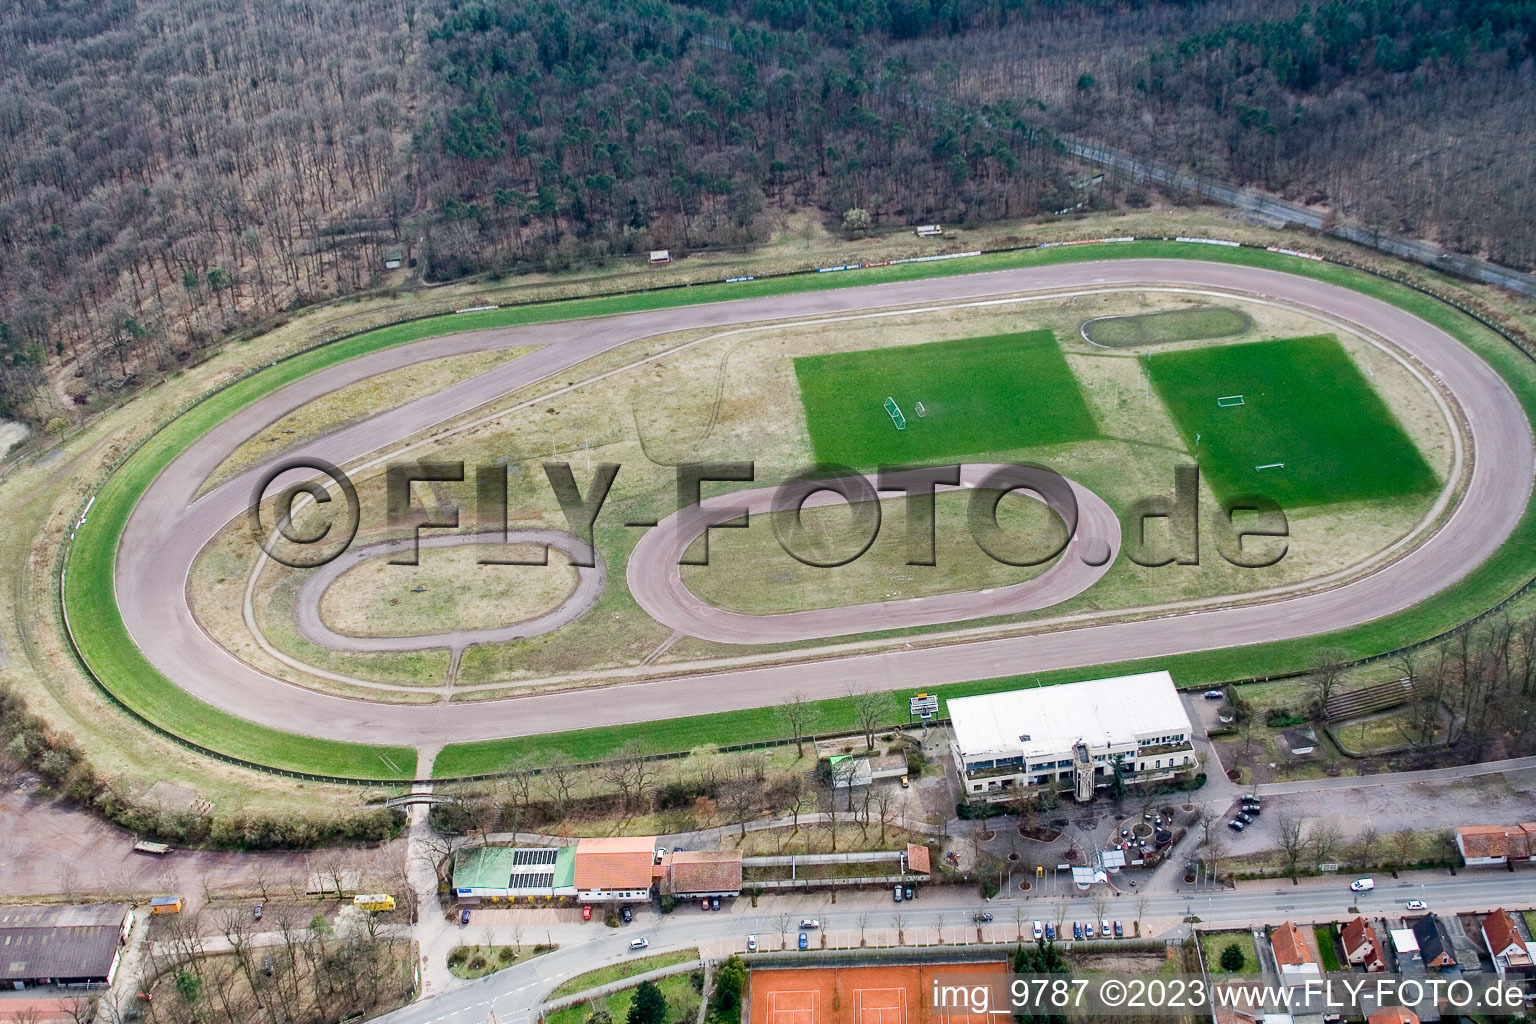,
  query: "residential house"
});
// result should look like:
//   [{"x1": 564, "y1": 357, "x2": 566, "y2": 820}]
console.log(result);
[
  {"x1": 1343, "y1": 916, "x2": 1387, "y2": 972},
  {"x1": 1410, "y1": 914, "x2": 1457, "y2": 969},
  {"x1": 1271, "y1": 921, "x2": 1321, "y2": 981},
  {"x1": 1481, "y1": 909, "x2": 1535, "y2": 1000}
]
